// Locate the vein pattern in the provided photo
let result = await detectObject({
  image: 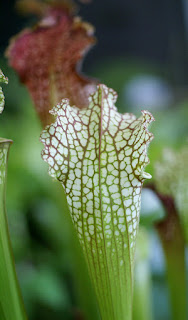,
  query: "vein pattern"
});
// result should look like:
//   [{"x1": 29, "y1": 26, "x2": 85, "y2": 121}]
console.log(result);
[{"x1": 40, "y1": 84, "x2": 154, "y2": 320}]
